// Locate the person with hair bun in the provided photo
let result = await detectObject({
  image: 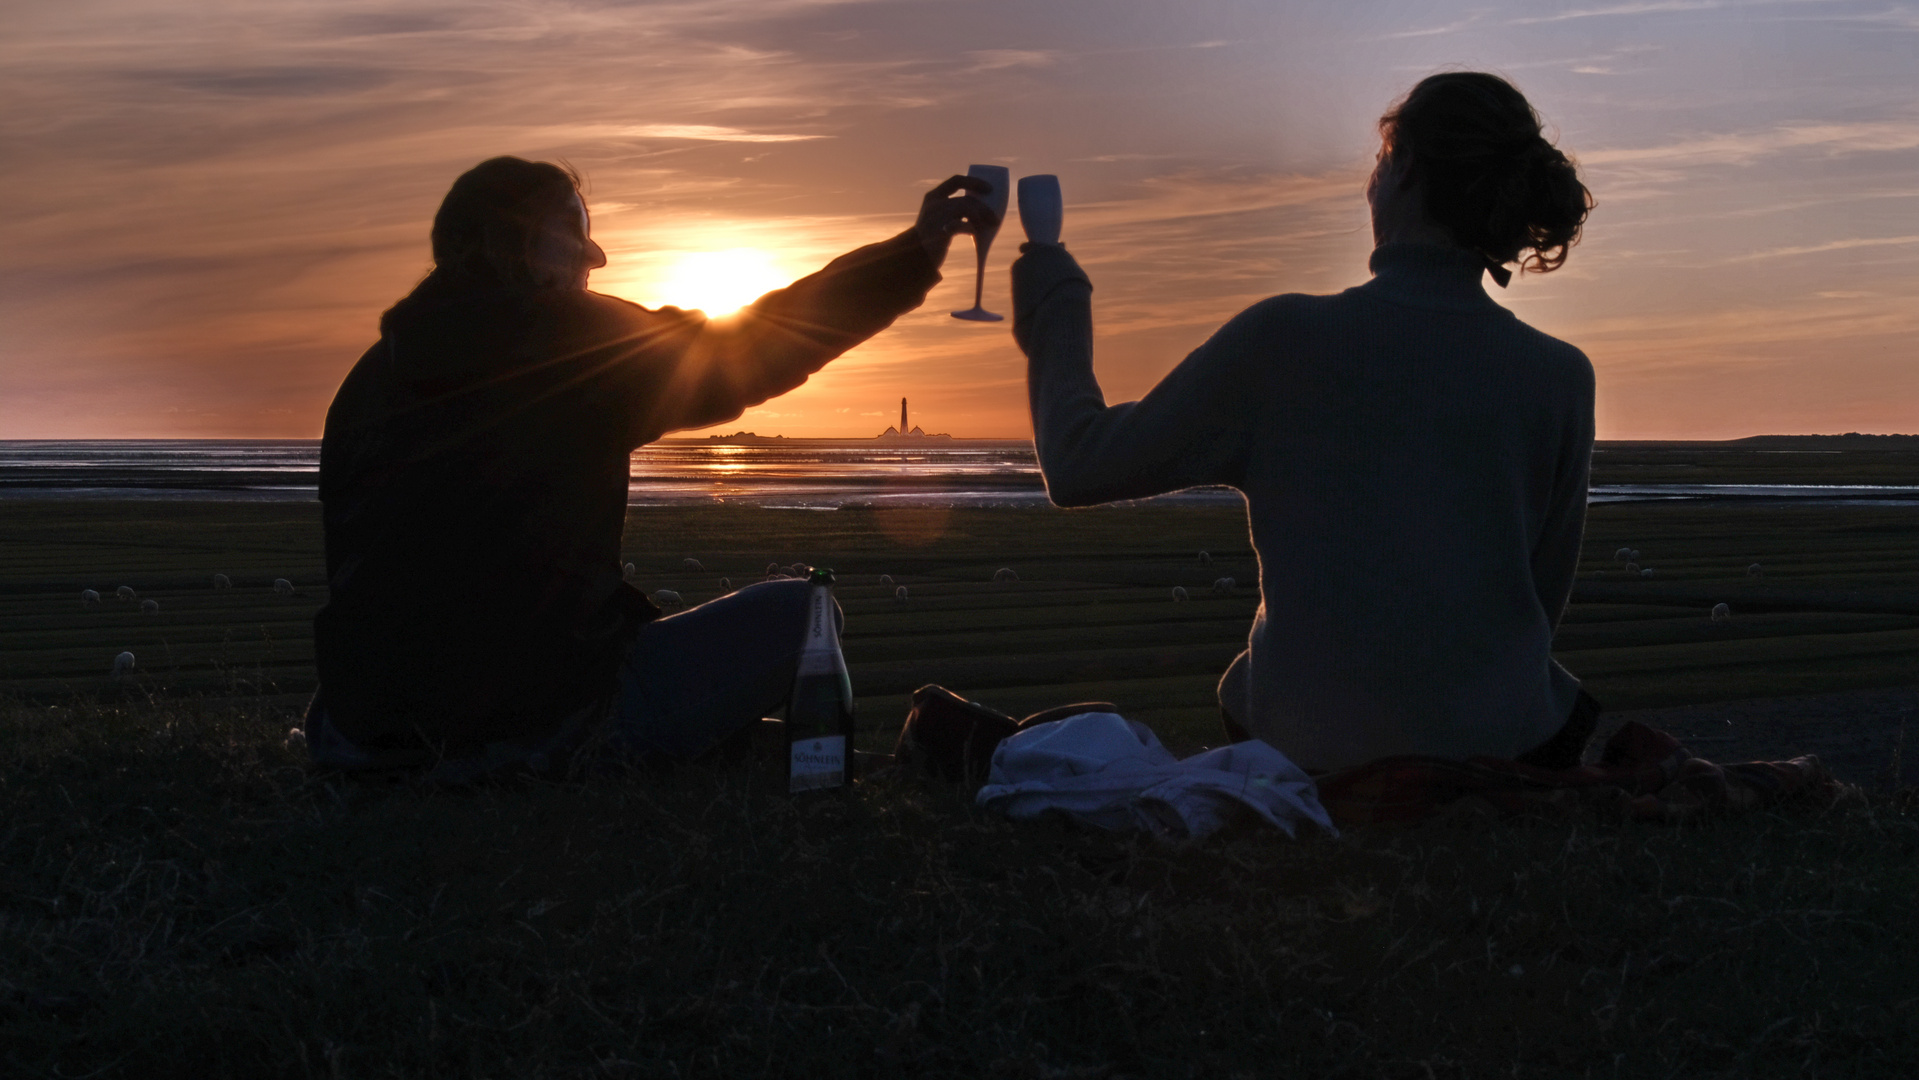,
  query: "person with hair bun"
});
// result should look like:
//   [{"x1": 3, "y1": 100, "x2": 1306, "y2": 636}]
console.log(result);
[{"x1": 1013, "y1": 72, "x2": 1600, "y2": 774}]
